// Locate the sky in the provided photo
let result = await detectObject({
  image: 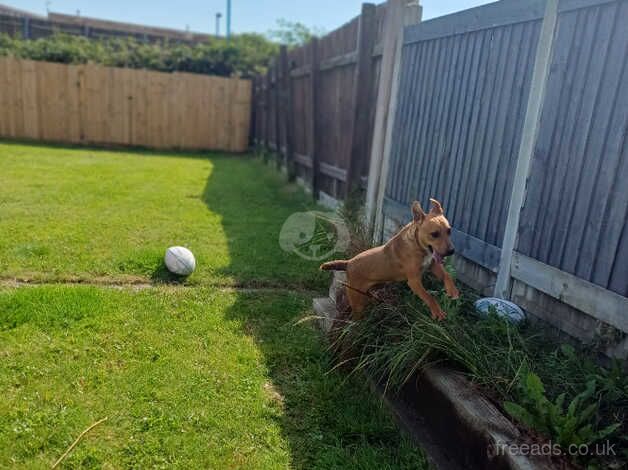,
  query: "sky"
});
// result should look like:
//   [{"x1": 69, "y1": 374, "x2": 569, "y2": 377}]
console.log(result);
[{"x1": 12, "y1": 0, "x2": 494, "y2": 36}]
